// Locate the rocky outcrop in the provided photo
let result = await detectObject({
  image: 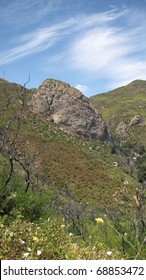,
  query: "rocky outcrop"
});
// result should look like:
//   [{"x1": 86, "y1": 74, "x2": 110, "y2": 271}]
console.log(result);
[
  {"x1": 129, "y1": 115, "x2": 141, "y2": 126},
  {"x1": 116, "y1": 122, "x2": 127, "y2": 136},
  {"x1": 129, "y1": 115, "x2": 146, "y2": 126},
  {"x1": 31, "y1": 79, "x2": 109, "y2": 140}
]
